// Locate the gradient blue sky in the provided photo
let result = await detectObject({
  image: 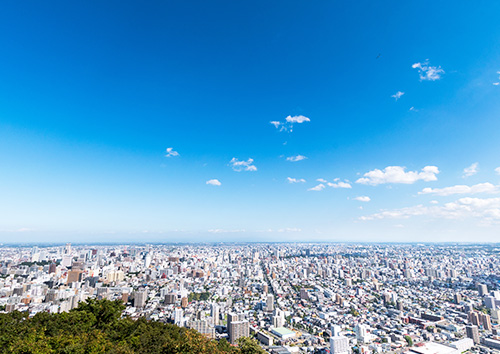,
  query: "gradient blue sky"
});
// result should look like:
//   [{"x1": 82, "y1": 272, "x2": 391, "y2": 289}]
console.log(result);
[{"x1": 1, "y1": 1, "x2": 500, "y2": 243}]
